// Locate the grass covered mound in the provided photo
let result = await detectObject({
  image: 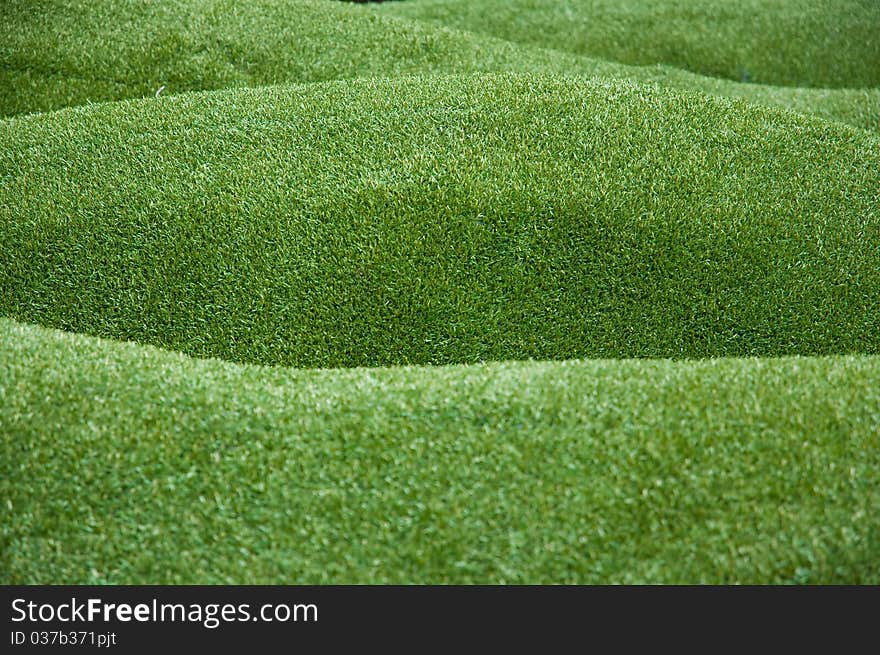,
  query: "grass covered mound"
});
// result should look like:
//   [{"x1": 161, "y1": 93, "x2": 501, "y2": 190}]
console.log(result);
[
  {"x1": 378, "y1": 0, "x2": 880, "y2": 89},
  {"x1": 2, "y1": 1, "x2": 879, "y2": 587},
  {"x1": 2, "y1": 0, "x2": 878, "y2": 133},
  {"x1": 2, "y1": 75, "x2": 879, "y2": 369},
  {"x1": 0, "y1": 0, "x2": 597, "y2": 117},
  {"x1": 2, "y1": 318, "x2": 878, "y2": 584}
]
